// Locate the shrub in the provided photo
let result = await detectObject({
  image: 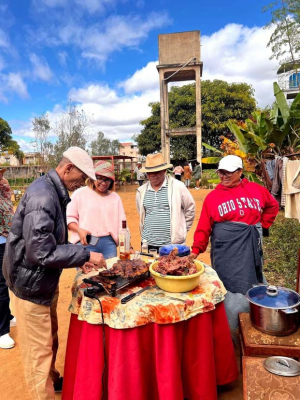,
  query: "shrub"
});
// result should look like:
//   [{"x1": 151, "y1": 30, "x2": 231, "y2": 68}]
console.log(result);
[{"x1": 263, "y1": 212, "x2": 300, "y2": 289}]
